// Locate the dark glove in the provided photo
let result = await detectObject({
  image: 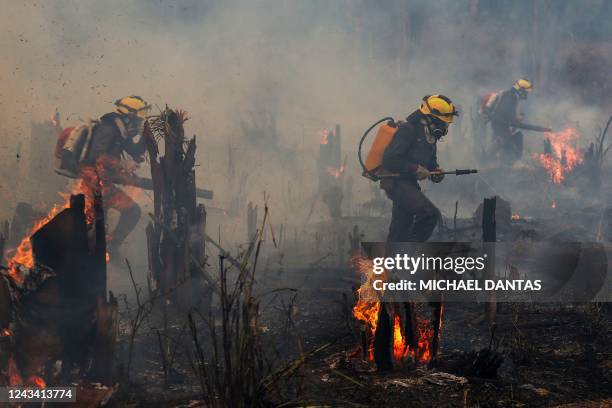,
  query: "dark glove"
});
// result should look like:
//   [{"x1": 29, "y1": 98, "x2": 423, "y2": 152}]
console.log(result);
[{"x1": 430, "y1": 169, "x2": 445, "y2": 183}]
